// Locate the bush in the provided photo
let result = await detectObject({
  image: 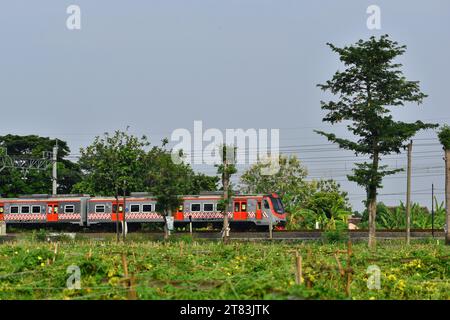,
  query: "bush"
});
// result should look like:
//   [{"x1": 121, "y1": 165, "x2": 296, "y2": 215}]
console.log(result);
[{"x1": 322, "y1": 220, "x2": 349, "y2": 244}]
